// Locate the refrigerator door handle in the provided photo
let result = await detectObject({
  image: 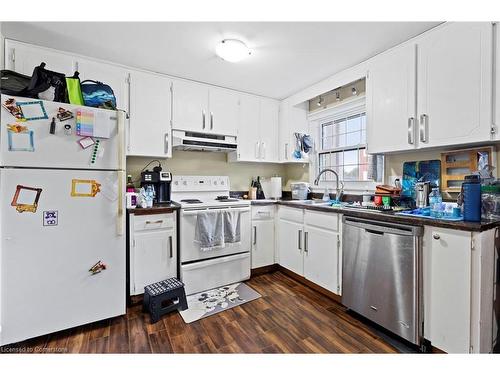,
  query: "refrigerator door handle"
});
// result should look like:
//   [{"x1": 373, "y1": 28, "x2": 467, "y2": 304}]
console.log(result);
[
  {"x1": 117, "y1": 171, "x2": 125, "y2": 236},
  {"x1": 117, "y1": 111, "x2": 126, "y2": 171}
]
